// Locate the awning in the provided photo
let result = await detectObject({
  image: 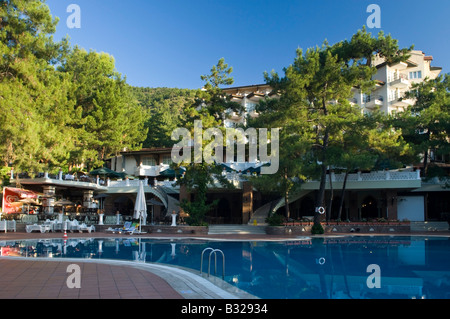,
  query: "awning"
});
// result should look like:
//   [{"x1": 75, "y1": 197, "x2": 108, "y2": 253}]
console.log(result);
[
  {"x1": 89, "y1": 167, "x2": 130, "y2": 179},
  {"x1": 159, "y1": 167, "x2": 186, "y2": 177}
]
